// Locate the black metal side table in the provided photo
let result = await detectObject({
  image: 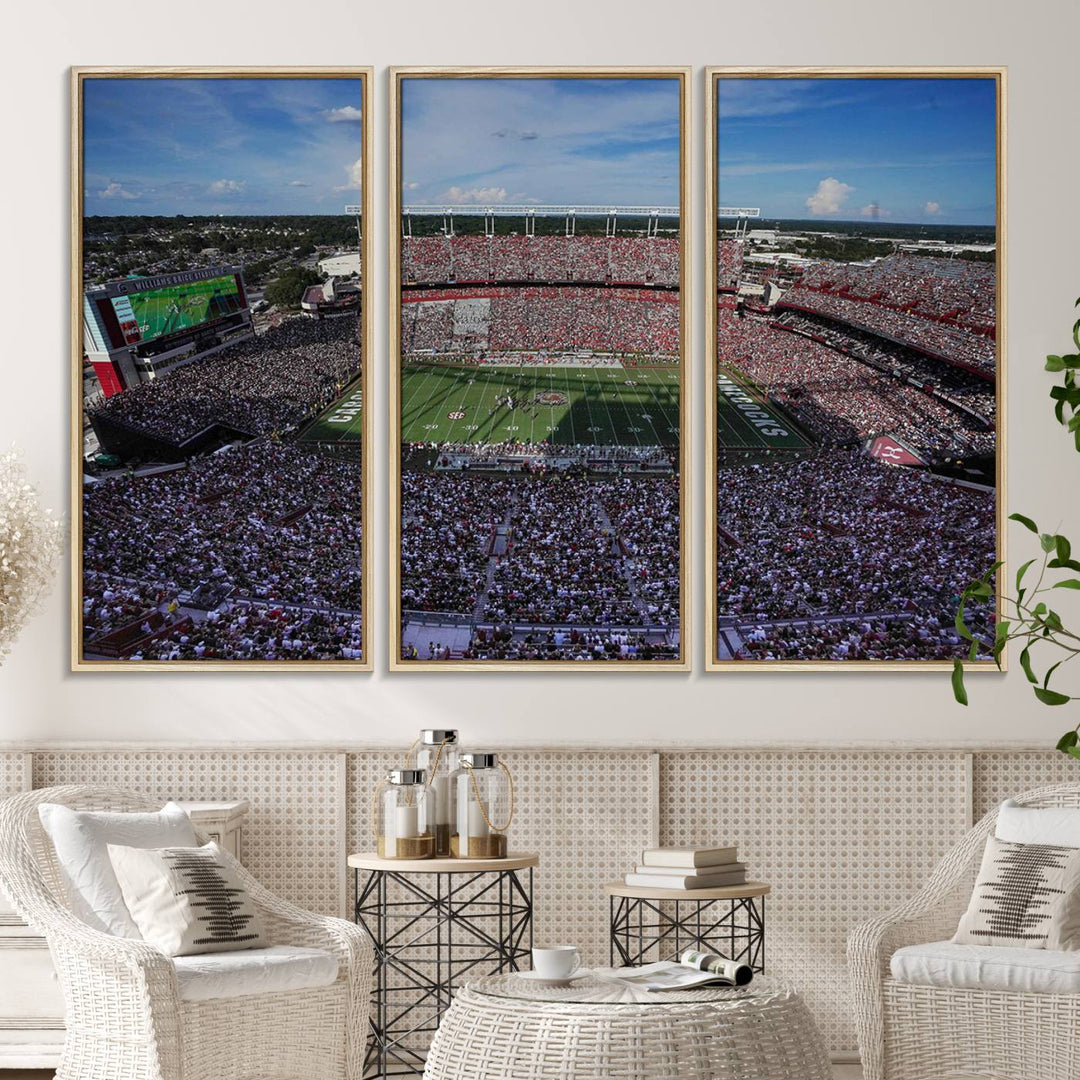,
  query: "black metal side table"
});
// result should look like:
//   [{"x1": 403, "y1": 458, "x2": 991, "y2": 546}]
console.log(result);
[
  {"x1": 605, "y1": 880, "x2": 770, "y2": 971},
  {"x1": 350, "y1": 851, "x2": 538, "y2": 1078}
]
